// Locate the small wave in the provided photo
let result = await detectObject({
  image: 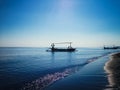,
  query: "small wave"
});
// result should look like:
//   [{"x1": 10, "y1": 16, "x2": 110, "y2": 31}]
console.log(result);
[{"x1": 21, "y1": 67, "x2": 80, "y2": 90}]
